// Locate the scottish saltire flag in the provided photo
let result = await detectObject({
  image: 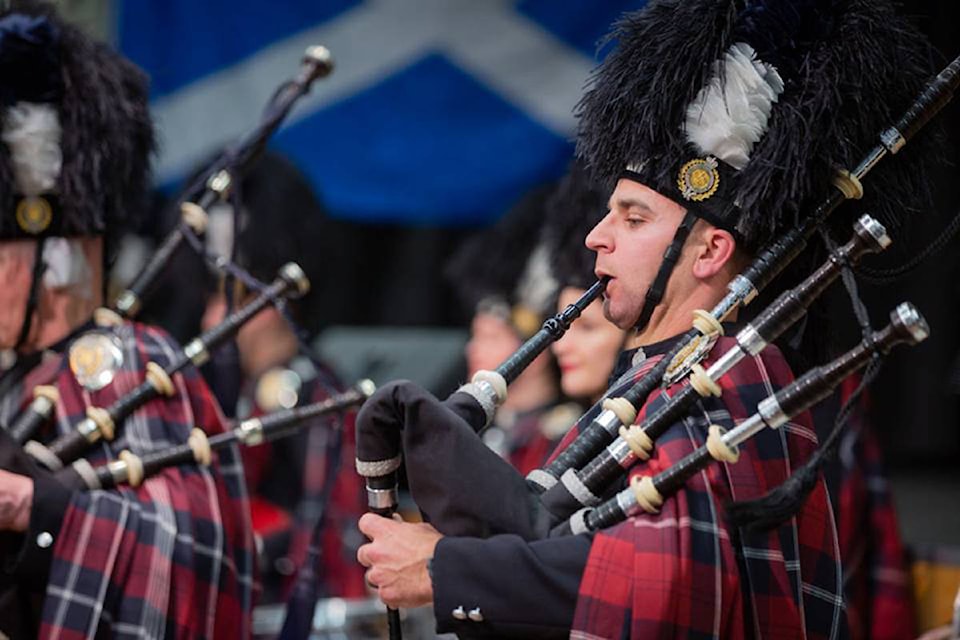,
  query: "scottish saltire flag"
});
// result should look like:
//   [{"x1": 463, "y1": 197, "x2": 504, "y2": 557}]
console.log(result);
[{"x1": 117, "y1": 0, "x2": 646, "y2": 226}]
